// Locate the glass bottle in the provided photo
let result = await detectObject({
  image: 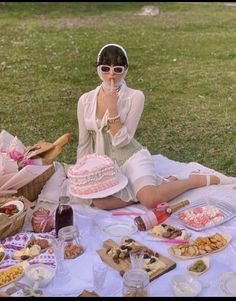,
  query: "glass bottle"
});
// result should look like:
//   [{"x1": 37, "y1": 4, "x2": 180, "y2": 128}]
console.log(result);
[
  {"x1": 122, "y1": 268, "x2": 150, "y2": 297},
  {"x1": 55, "y1": 196, "x2": 73, "y2": 237},
  {"x1": 134, "y1": 200, "x2": 190, "y2": 231}
]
